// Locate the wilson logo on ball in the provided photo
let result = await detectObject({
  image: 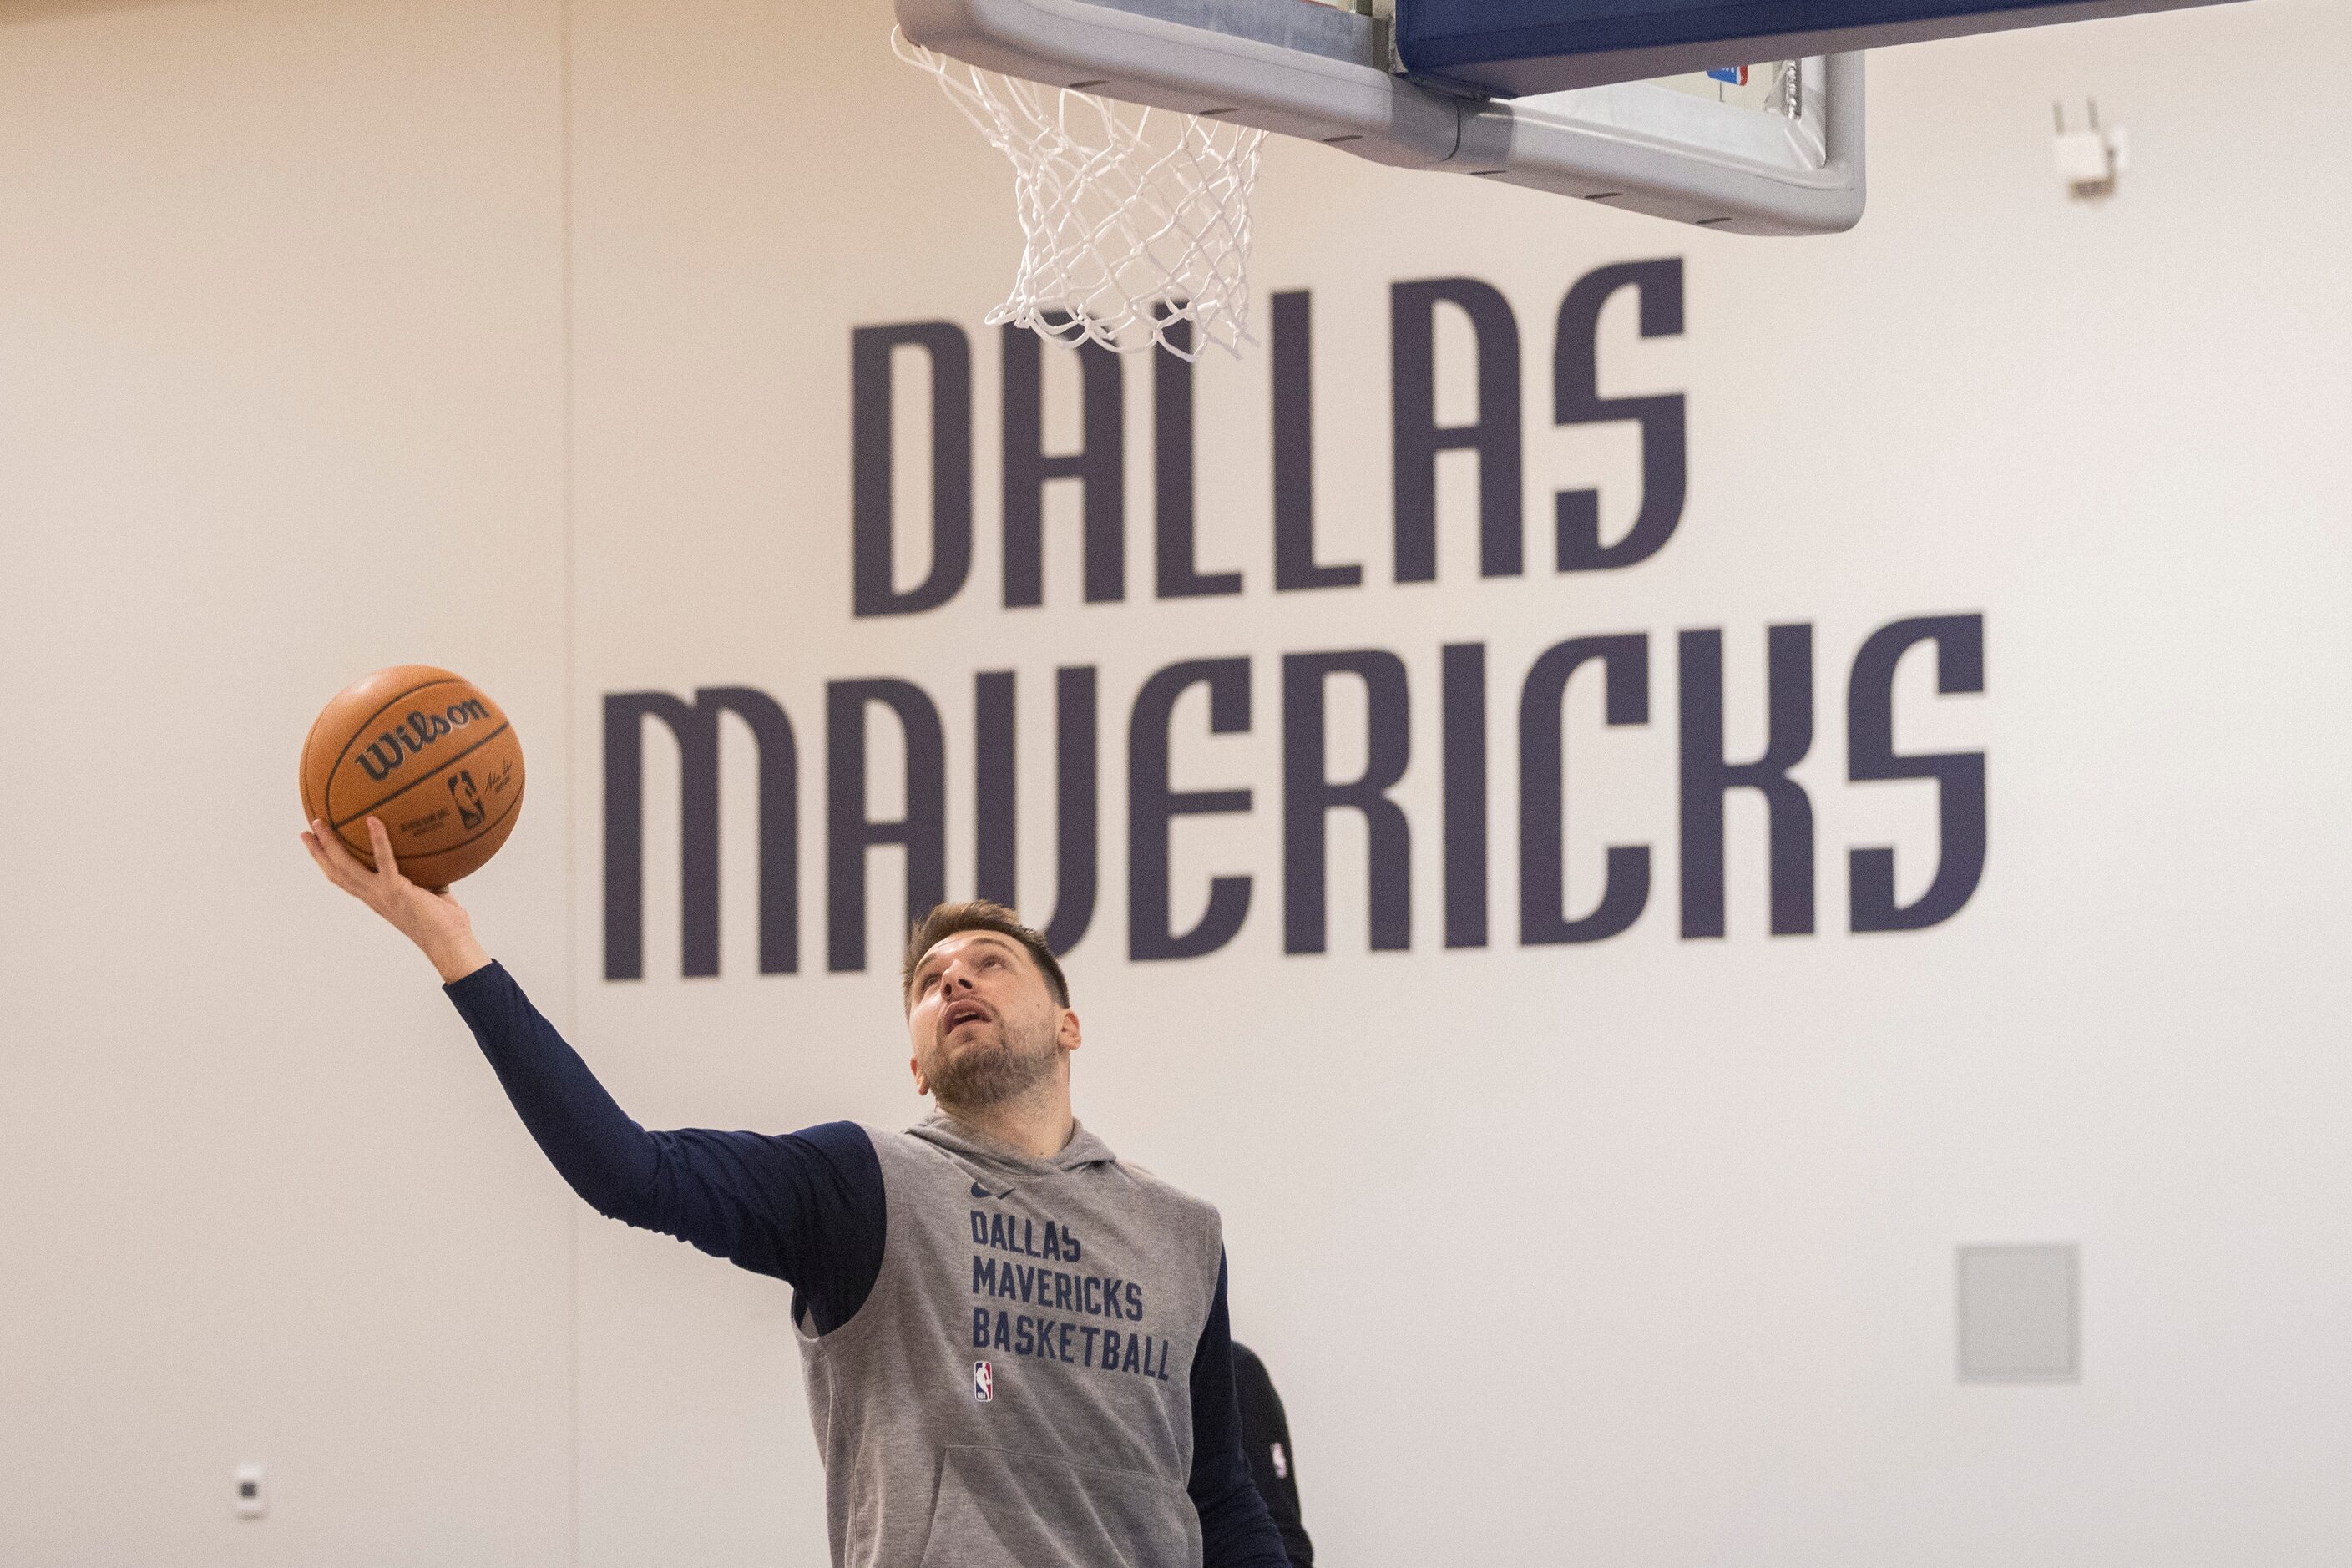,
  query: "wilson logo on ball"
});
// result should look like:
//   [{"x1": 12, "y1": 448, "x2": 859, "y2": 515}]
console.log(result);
[{"x1": 352, "y1": 699, "x2": 492, "y2": 782}]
